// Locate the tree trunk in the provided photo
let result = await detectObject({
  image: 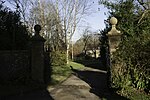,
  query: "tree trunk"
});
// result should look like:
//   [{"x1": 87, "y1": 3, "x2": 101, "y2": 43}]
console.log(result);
[
  {"x1": 71, "y1": 41, "x2": 73, "y2": 61},
  {"x1": 94, "y1": 50, "x2": 96, "y2": 59},
  {"x1": 66, "y1": 40, "x2": 70, "y2": 64}
]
